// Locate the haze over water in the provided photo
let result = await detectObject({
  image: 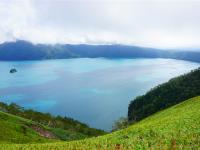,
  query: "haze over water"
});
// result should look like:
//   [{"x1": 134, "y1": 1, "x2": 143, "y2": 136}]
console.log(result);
[{"x1": 0, "y1": 58, "x2": 199, "y2": 130}]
